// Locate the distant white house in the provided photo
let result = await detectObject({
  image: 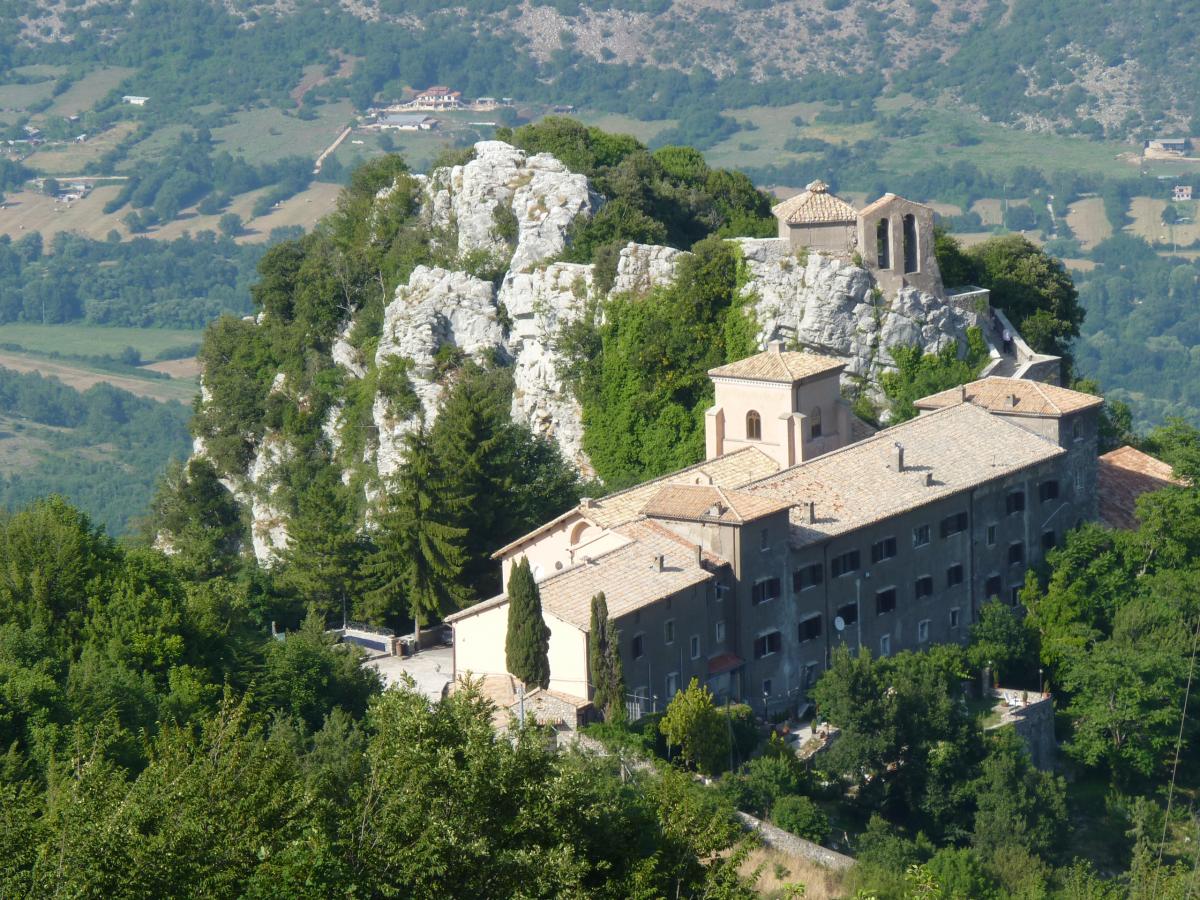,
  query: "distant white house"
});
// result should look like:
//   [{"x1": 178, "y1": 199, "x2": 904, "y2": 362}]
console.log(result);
[
  {"x1": 1174, "y1": 185, "x2": 1194, "y2": 202},
  {"x1": 378, "y1": 113, "x2": 436, "y2": 131},
  {"x1": 122, "y1": 95, "x2": 149, "y2": 106}
]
